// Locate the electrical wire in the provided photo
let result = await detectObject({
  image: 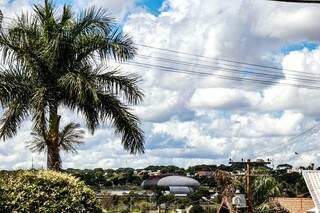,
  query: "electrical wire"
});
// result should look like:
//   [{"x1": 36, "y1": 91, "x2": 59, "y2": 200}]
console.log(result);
[
  {"x1": 135, "y1": 43, "x2": 317, "y2": 76},
  {"x1": 256, "y1": 123, "x2": 320, "y2": 157},
  {"x1": 122, "y1": 61, "x2": 320, "y2": 90},
  {"x1": 135, "y1": 54, "x2": 320, "y2": 83}
]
